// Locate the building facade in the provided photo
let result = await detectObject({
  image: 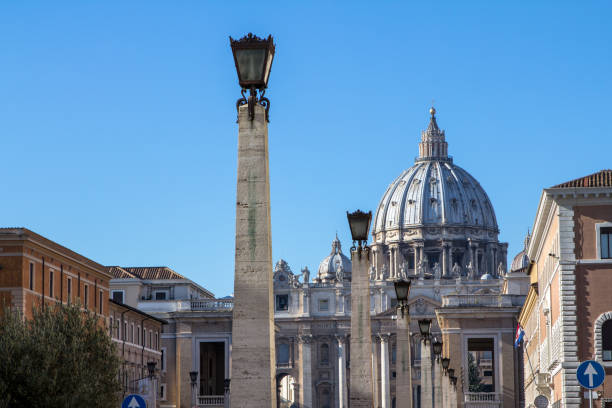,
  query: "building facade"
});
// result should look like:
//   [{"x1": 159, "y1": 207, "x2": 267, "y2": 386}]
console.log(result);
[
  {"x1": 109, "y1": 108, "x2": 531, "y2": 408},
  {"x1": 518, "y1": 170, "x2": 612, "y2": 408}
]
